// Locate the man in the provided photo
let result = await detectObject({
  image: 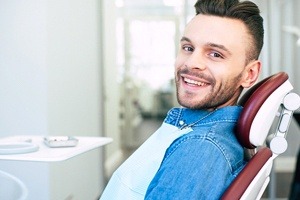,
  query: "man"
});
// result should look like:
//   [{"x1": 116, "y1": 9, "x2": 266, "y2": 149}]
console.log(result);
[{"x1": 101, "y1": 0, "x2": 264, "y2": 199}]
